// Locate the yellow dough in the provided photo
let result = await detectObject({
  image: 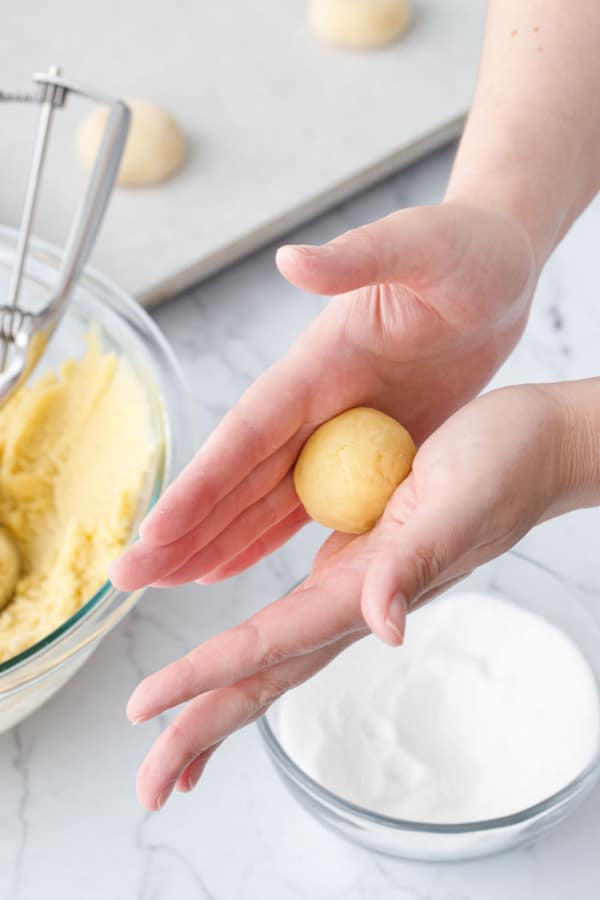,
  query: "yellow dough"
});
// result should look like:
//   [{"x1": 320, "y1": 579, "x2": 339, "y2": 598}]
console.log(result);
[
  {"x1": 293, "y1": 407, "x2": 416, "y2": 534},
  {"x1": 0, "y1": 527, "x2": 20, "y2": 612},
  {"x1": 76, "y1": 98, "x2": 186, "y2": 187},
  {"x1": 0, "y1": 332, "x2": 154, "y2": 663},
  {"x1": 308, "y1": 0, "x2": 412, "y2": 49}
]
